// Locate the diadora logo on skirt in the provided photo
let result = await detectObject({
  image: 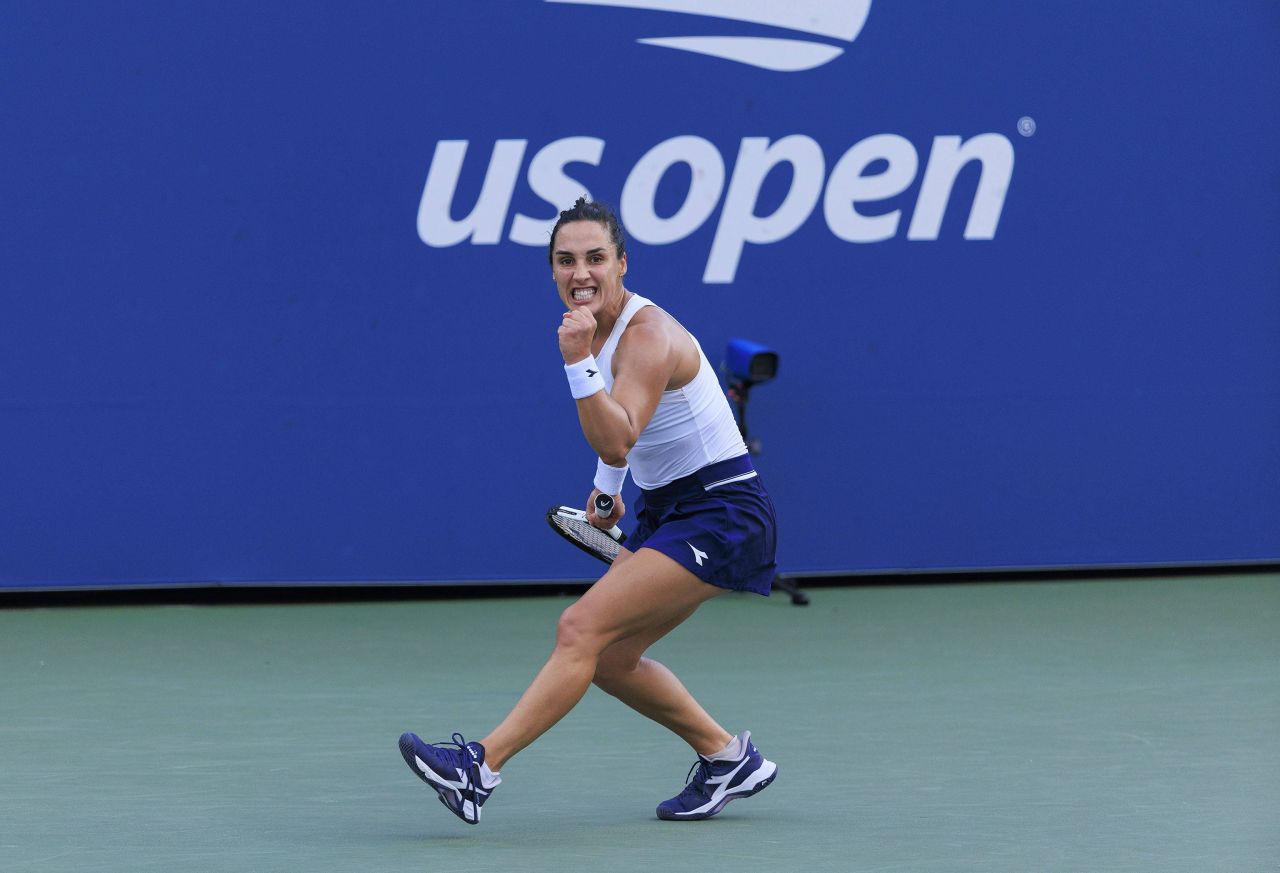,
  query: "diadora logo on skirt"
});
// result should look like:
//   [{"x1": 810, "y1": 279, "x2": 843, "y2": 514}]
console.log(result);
[{"x1": 544, "y1": 0, "x2": 873, "y2": 72}]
